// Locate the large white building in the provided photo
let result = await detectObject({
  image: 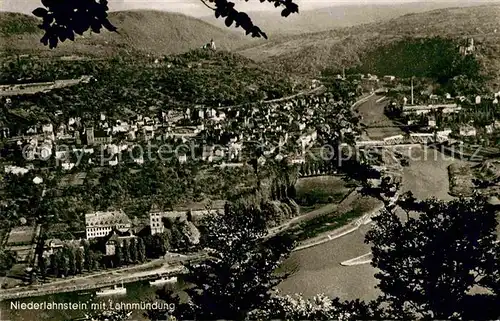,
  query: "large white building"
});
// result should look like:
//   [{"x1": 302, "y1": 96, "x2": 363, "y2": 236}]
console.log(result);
[{"x1": 85, "y1": 210, "x2": 131, "y2": 239}]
